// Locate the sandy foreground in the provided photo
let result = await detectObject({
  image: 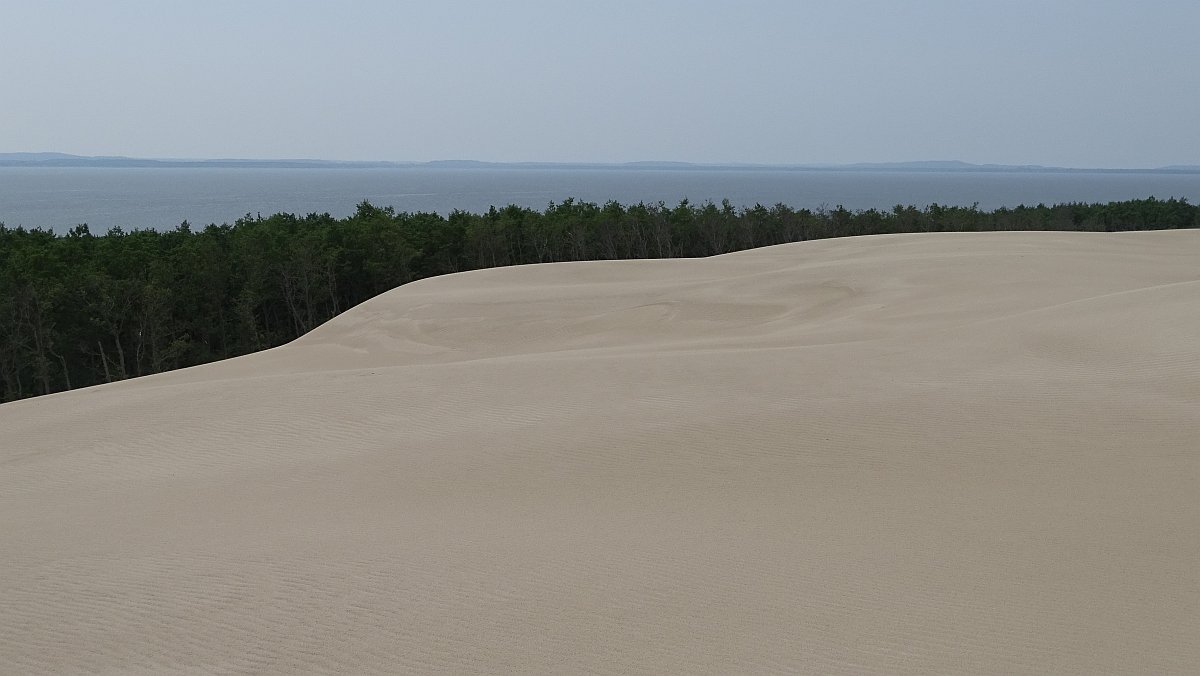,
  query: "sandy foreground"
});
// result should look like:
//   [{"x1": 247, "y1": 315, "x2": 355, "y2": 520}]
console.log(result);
[{"x1": 2, "y1": 231, "x2": 1198, "y2": 674}]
